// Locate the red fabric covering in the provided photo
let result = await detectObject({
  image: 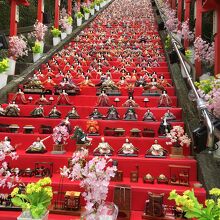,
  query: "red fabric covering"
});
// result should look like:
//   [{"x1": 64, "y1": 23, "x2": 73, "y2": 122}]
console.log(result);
[{"x1": 0, "y1": 0, "x2": 207, "y2": 216}]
